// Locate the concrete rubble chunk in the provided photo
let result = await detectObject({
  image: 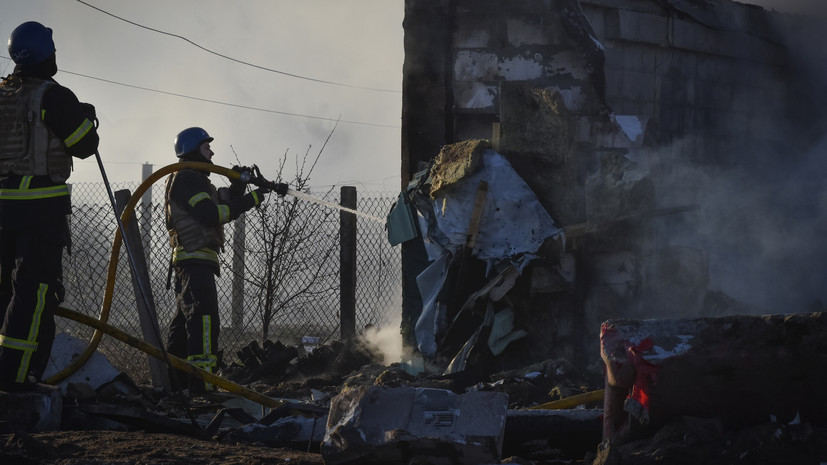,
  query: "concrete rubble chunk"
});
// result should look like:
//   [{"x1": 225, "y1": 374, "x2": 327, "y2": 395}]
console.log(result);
[
  {"x1": 429, "y1": 139, "x2": 490, "y2": 199},
  {"x1": 600, "y1": 312, "x2": 827, "y2": 443},
  {"x1": 322, "y1": 385, "x2": 508, "y2": 465}
]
